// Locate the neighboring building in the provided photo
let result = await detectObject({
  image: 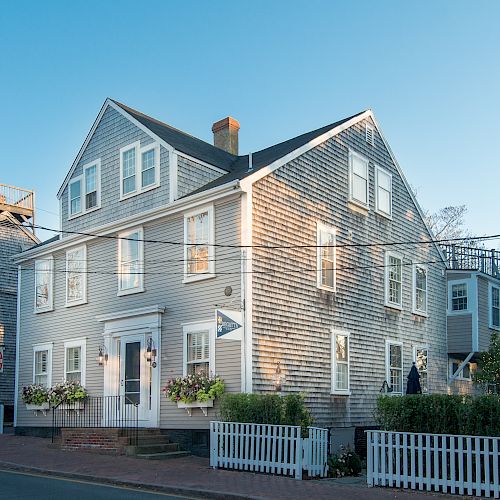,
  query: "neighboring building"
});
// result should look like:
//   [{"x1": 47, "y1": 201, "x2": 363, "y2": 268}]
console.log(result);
[
  {"x1": 13, "y1": 99, "x2": 448, "y2": 451},
  {"x1": 0, "y1": 184, "x2": 38, "y2": 423},
  {"x1": 442, "y1": 245, "x2": 500, "y2": 393}
]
